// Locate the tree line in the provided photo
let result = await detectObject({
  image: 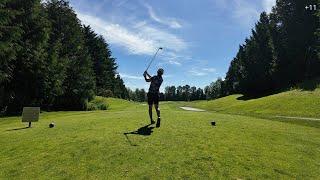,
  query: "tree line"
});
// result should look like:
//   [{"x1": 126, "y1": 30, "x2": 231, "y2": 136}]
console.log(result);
[
  {"x1": 163, "y1": 85, "x2": 206, "y2": 101},
  {"x1": 0, "y1": 0, "x2": 128, "y2": 114},
  {"x1": 207, "y1": 0, "x2": 319, "y2": 99},
  {"x1": 127, "y1": 85, "x2": 207, "y2": 102}
]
